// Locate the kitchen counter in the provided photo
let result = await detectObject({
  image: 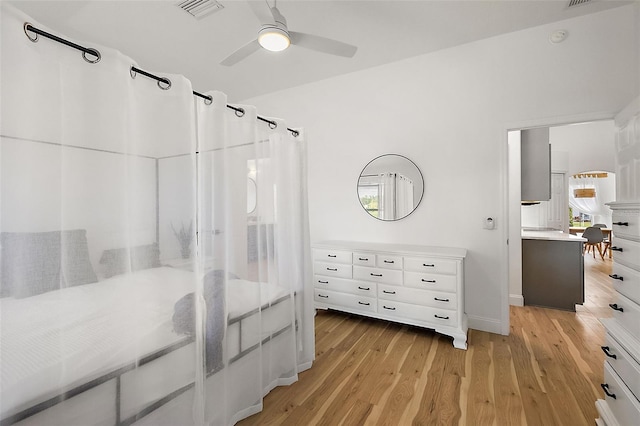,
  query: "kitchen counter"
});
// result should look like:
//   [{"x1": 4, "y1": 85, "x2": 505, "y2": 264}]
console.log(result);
[
  {"x1": 522, "y1": 233, "x2": 585, "y2": 311},
  {"x1": 522, "y1": 229, "x2": 586, "y2": 242}
]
